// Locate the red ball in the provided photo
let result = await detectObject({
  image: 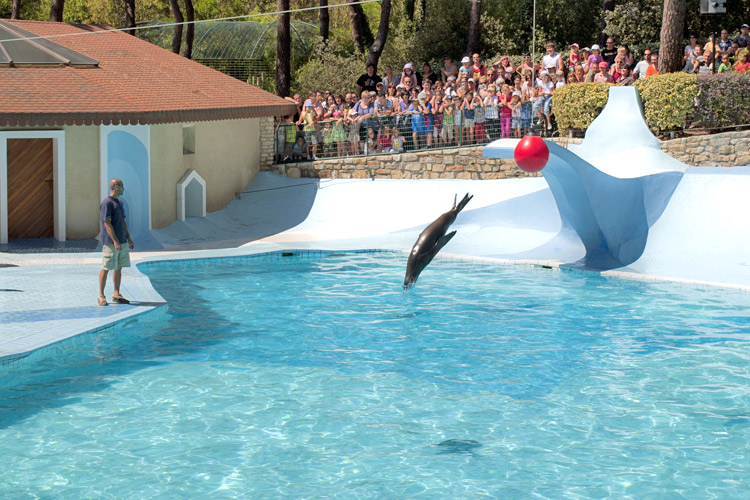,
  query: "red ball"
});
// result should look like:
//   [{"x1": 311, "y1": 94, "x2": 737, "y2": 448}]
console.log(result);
[{"x1": 514, "y1": 136, "x2": 549, "y2": 173}]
